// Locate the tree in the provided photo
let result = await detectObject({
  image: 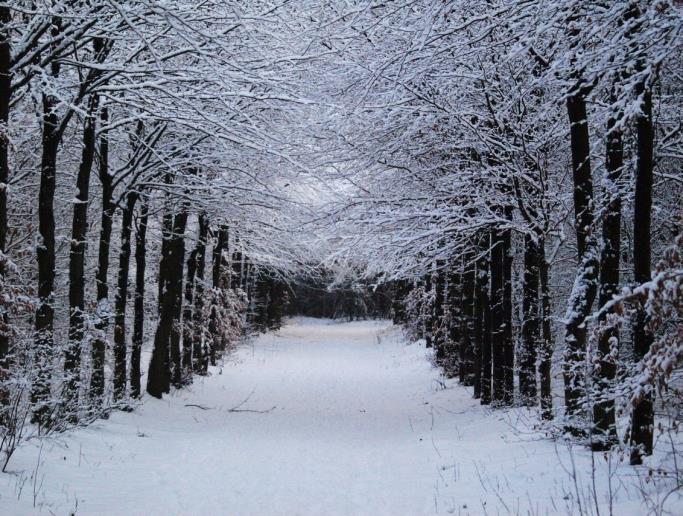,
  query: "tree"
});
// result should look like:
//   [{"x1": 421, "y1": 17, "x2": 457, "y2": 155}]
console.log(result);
[{"x1": 130, "y1": 199, "x2": 149, "y2": 399}]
